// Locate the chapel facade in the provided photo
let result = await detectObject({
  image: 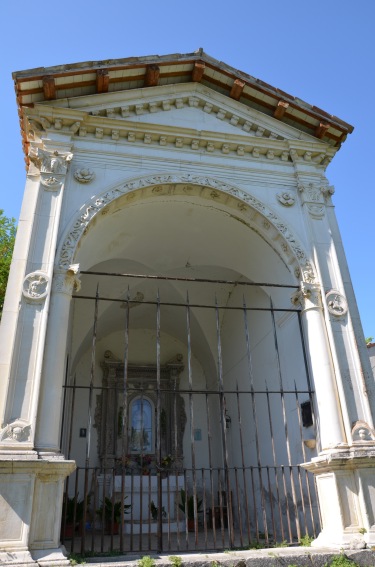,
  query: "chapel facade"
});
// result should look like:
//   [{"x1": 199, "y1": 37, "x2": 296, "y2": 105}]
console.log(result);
[{"x1": 1, "y1": 51, "x2": 374, "y2": 566}]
